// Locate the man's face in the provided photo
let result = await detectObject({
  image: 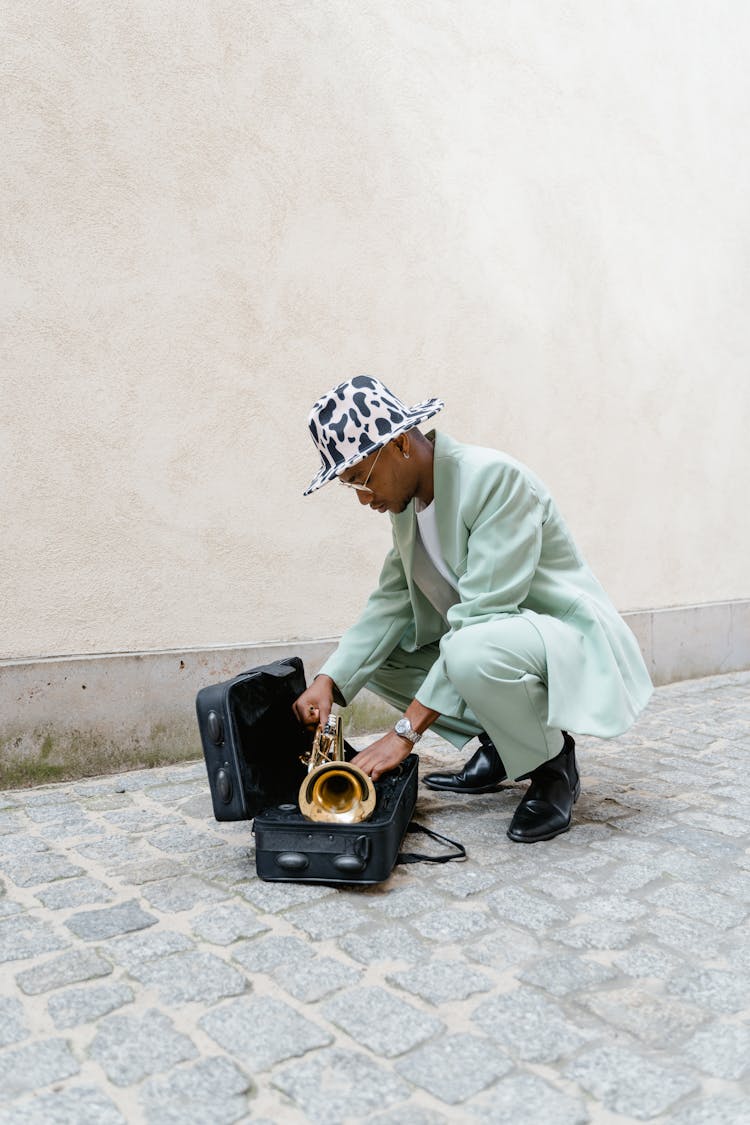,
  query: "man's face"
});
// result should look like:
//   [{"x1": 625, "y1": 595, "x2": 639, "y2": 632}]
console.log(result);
[{"x1": 339, "y1": 442, "x2": 414, "y2": 514}]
